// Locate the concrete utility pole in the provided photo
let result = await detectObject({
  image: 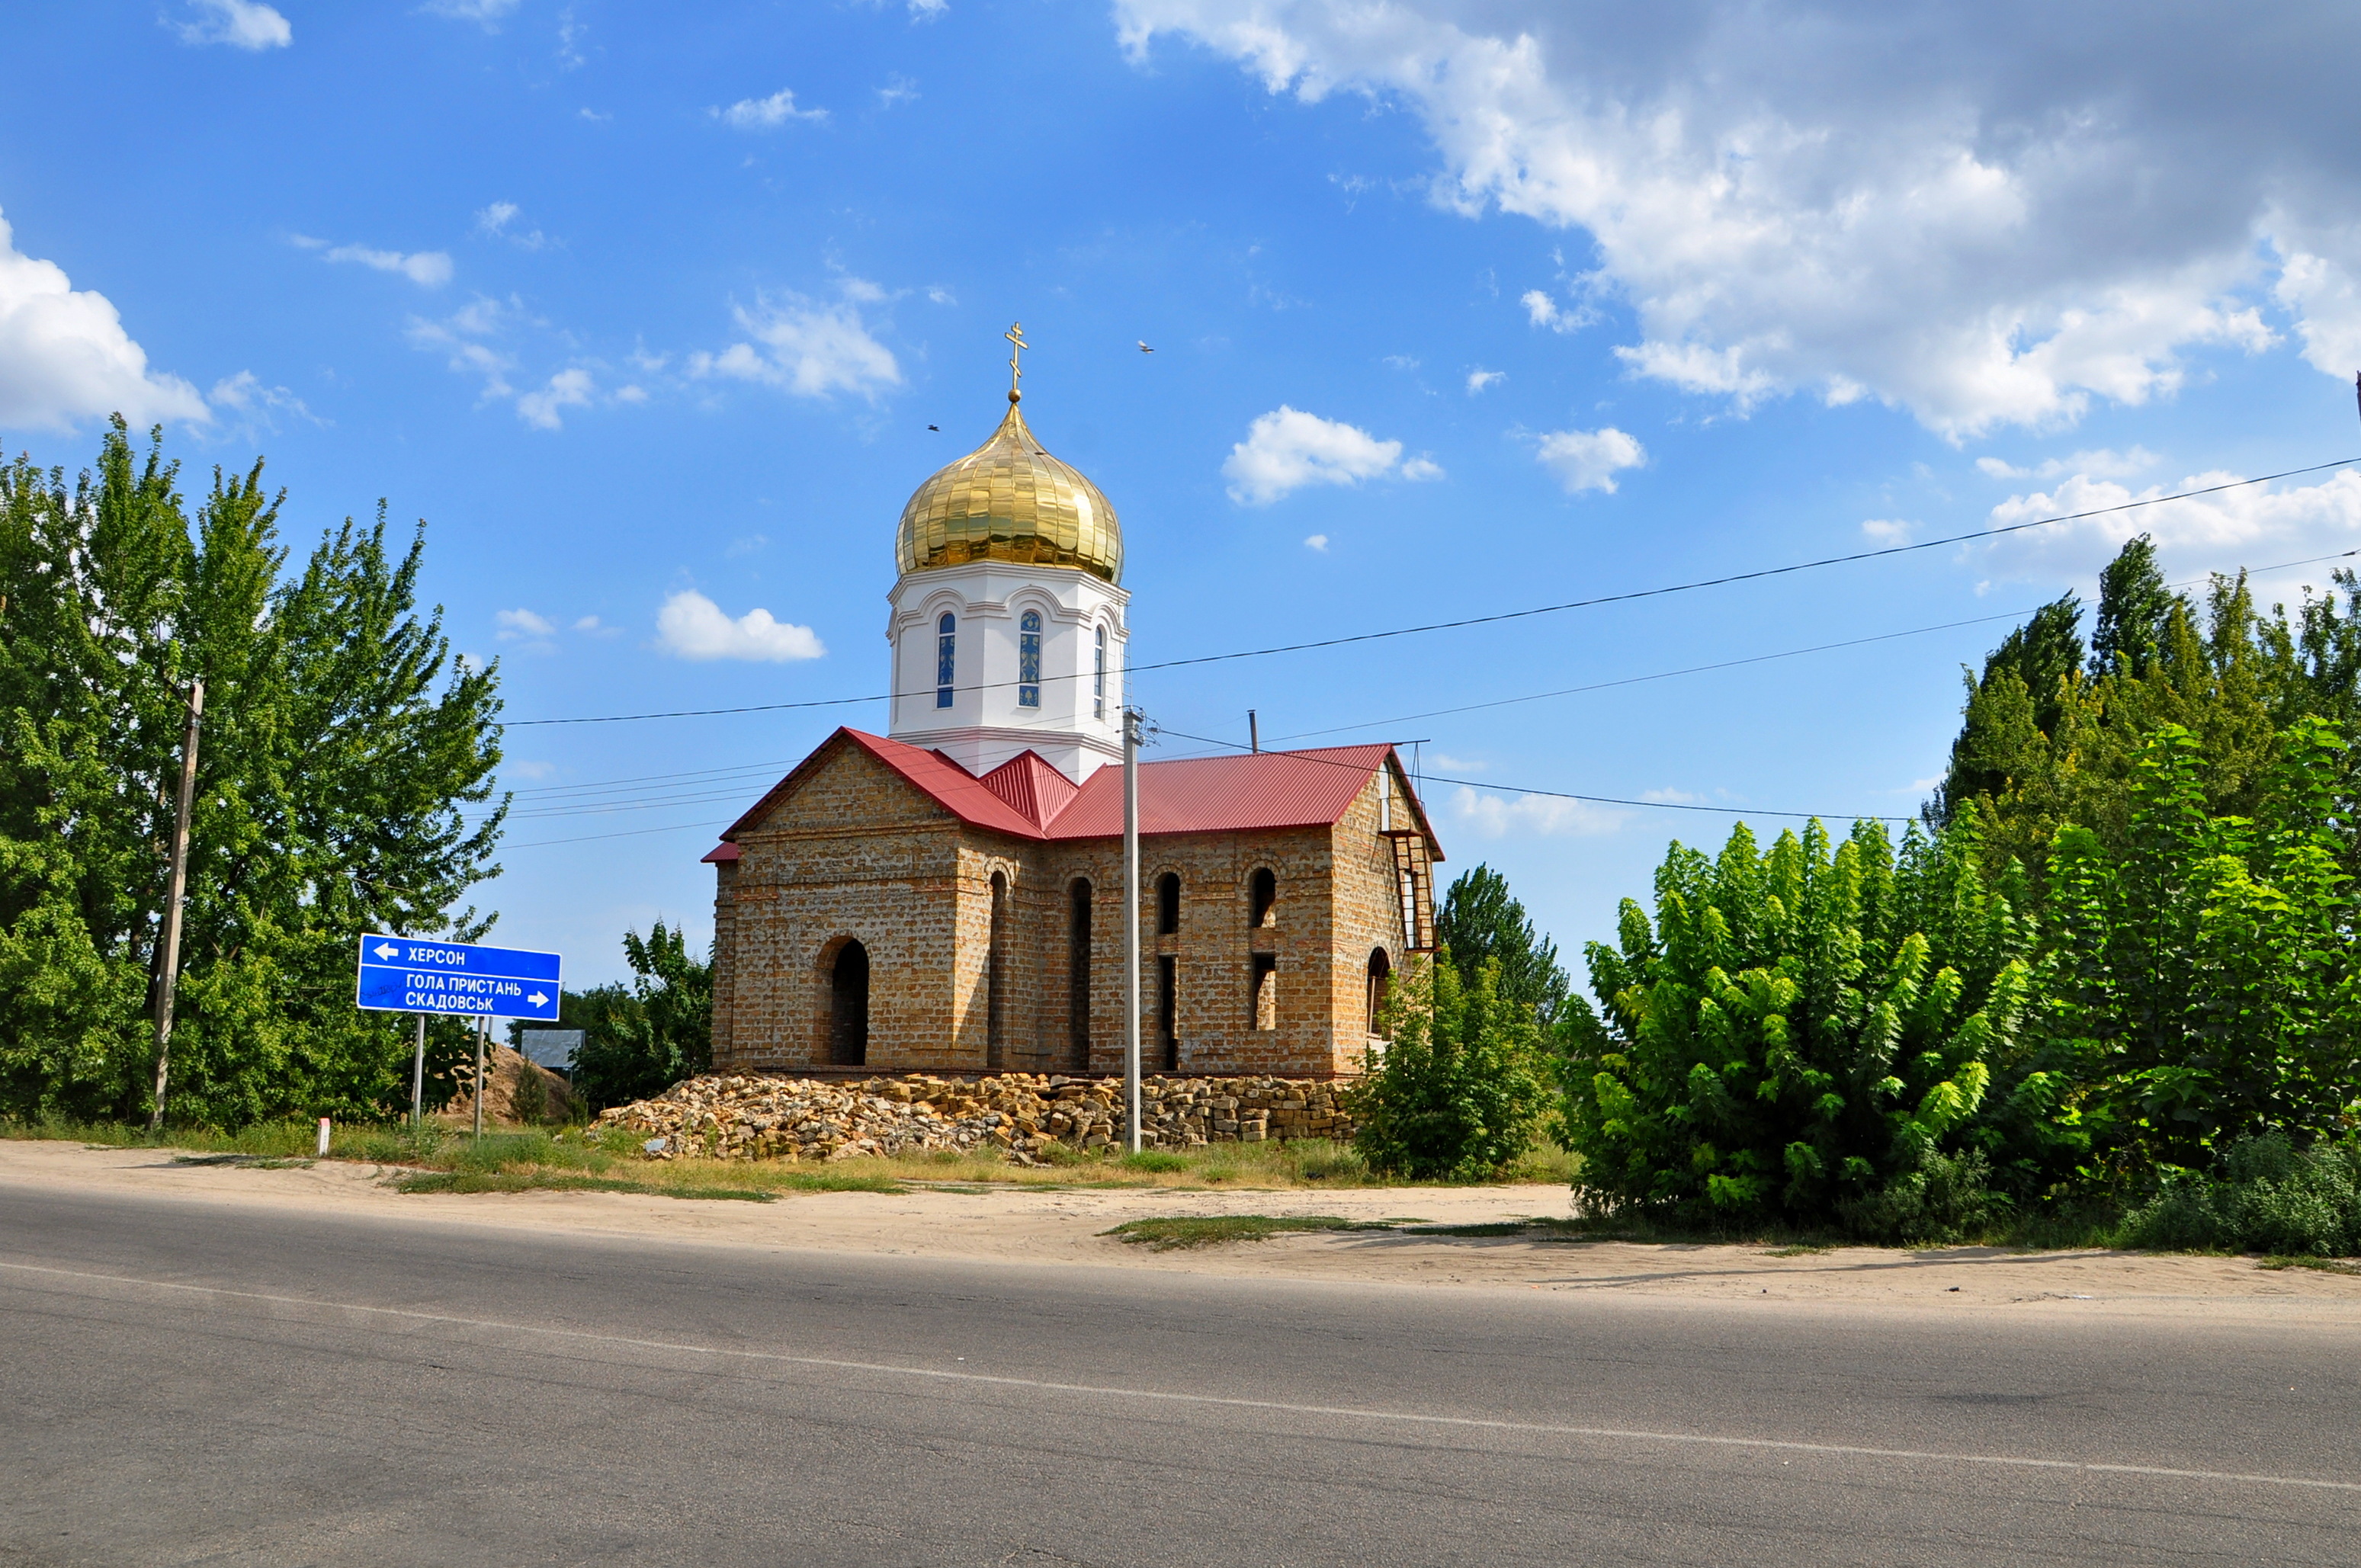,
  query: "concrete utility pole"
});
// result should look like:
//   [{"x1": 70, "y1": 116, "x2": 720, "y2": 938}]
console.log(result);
[
  {"x1": 149, "y1": 680, "x2": 204, "y2": 1134},
  {"x1": 1122, "y1": 706, "x2": 1142, "y2": 1153}
]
